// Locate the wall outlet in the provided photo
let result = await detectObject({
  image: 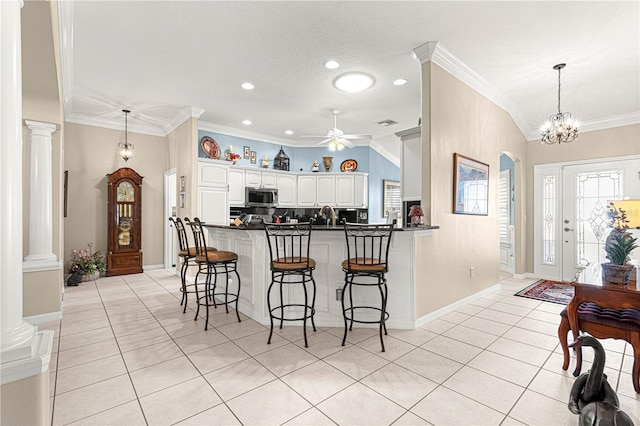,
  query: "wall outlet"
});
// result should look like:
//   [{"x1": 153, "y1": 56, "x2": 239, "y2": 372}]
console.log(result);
[
  {"x1": 470, "y1": 267, "x2": 475, "y2": 277},
  {"x1": 336, "y1": 288, "x2": 343, "y2": 301}
]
